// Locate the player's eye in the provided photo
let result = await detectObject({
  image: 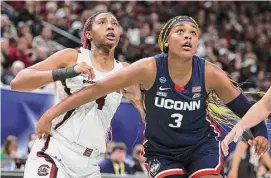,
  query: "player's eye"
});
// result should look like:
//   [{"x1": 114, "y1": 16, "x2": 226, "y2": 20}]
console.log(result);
[
  {"x1": 176, "y1": 29, "x2": 184, "y2": 34},
  {"x1": 112, "y1": 22, "x2": 119, "y2": 26},
  {"x1": 191, "y1": 31, "x2": 197, "y2": 36},
  {"x1": 99, "y1": 21, "x2": 106, "y2": 25}
]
